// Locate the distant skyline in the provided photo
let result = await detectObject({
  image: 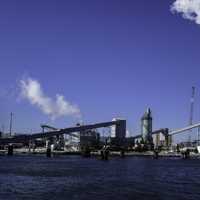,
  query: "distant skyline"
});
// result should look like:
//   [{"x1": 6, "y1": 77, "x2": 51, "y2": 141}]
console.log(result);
[{"x1": 0, "y1": 0, "x2": 200, "y2": 142}]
